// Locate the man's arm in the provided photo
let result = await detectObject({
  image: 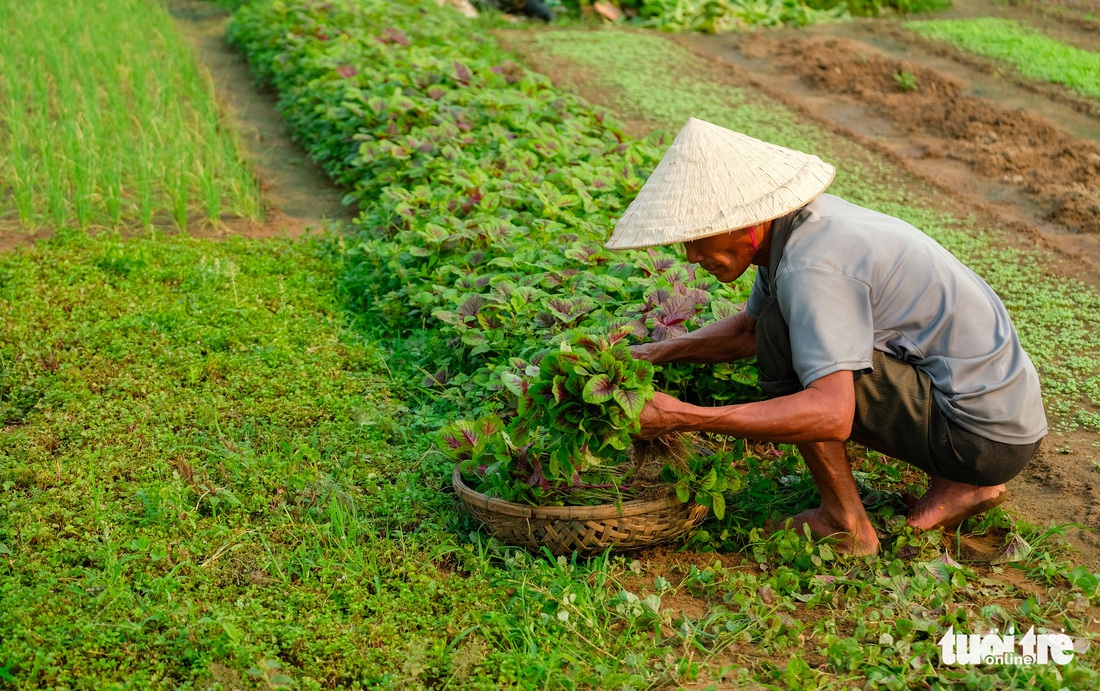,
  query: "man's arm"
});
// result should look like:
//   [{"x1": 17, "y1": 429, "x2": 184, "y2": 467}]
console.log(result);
[
  {"x1": 638, "y1": 369, "x2": 856, "y2": 444},
  {"x1": 632, "y1": 310, "x2": 758, "y2": 365}
]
